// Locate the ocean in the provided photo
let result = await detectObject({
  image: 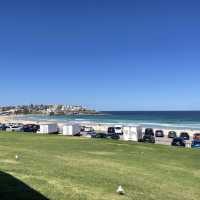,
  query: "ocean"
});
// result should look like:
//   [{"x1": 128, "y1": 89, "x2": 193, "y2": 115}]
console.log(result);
[{"x1": 15, "y1": 111, "x2": 200, "y2": 130}]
